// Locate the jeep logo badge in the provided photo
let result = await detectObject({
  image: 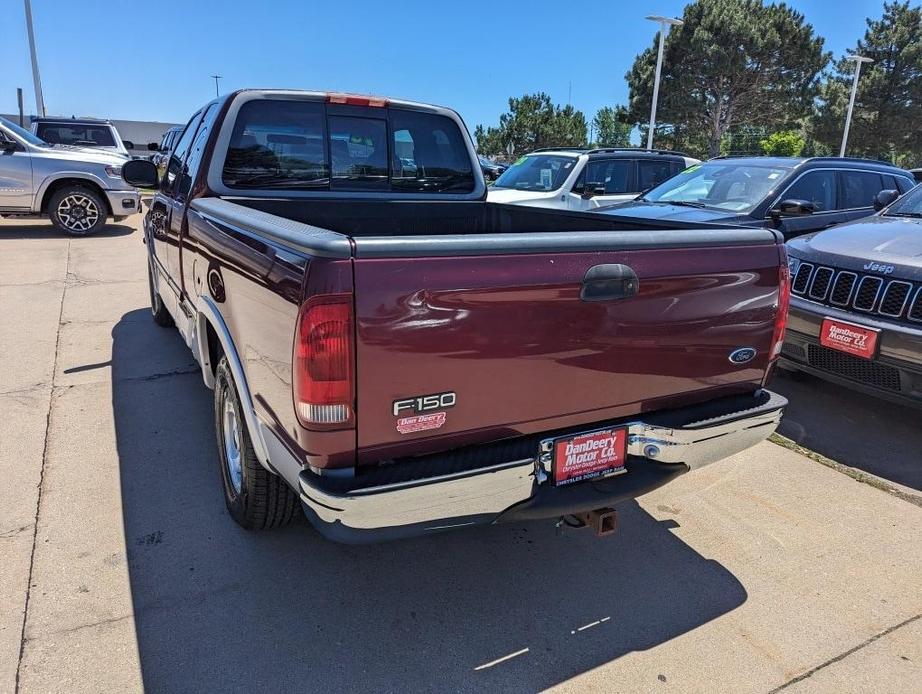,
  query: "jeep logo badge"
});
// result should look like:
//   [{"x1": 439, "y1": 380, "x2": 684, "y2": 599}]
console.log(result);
[
  {"x1": 729, "y1": 348, "x2": 757, "y2": 364},
  {"x1": 863, "y1": 261, "x2": 895, "y2": 275}
]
